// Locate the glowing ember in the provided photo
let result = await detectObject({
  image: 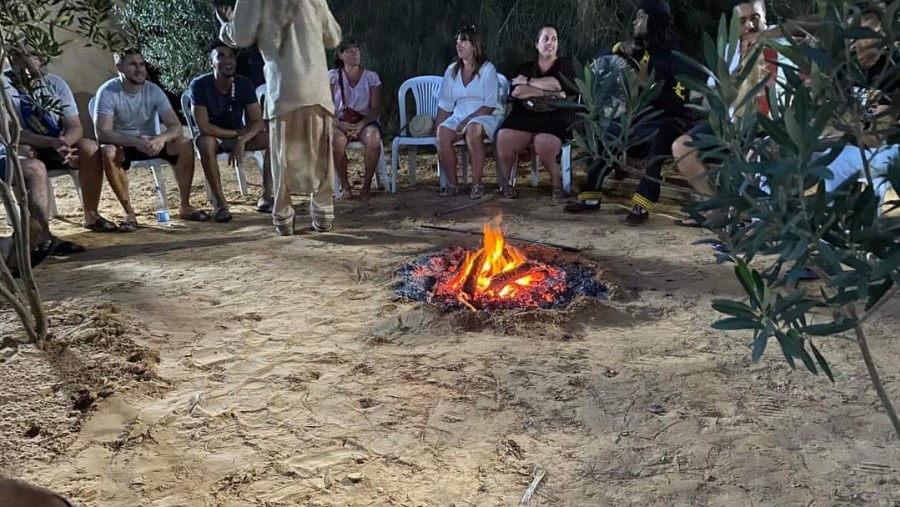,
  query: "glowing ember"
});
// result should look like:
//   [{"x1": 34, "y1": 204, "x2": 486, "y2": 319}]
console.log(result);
[{"x1": 431, "y1": 217, "x2": 567, "y2": 311}]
